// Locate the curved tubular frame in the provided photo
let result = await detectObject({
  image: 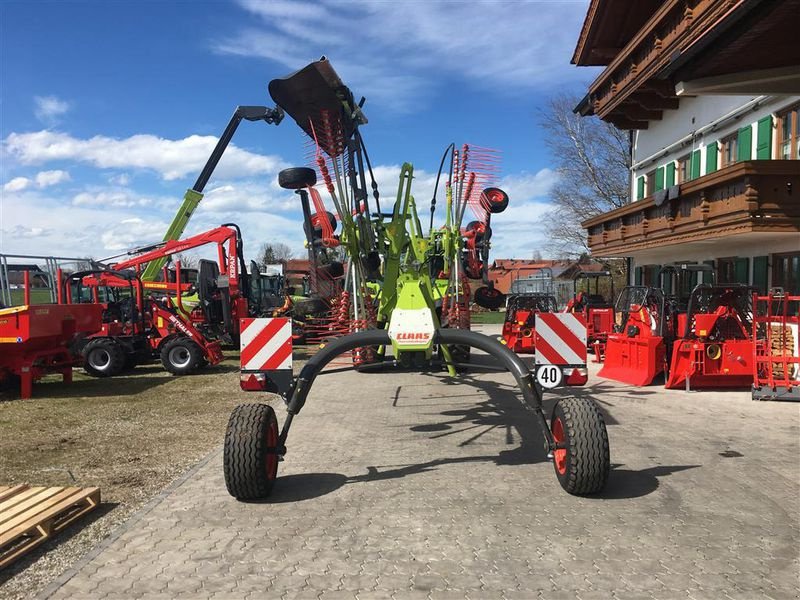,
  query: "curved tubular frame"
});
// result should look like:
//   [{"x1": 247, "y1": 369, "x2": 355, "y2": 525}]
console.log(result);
[{"x1": 278, "y1": 329, "x2": 555, "y2": 453}]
